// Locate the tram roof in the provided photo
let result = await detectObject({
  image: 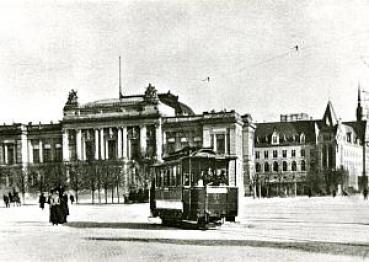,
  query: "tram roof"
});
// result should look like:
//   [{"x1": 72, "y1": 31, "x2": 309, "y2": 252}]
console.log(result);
[{"x1": 154, "y1": 147, "x2": 237, "y2": 166}]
